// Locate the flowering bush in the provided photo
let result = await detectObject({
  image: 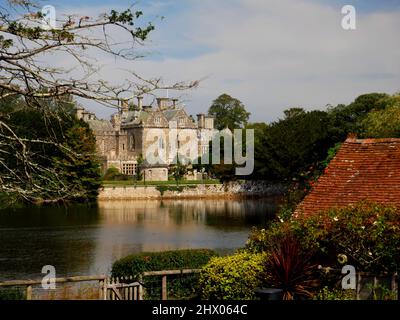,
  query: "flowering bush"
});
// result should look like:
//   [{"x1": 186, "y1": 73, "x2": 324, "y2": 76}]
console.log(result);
[{"x1": 247, "y1": 201, "x2": 400, "y2": 273}]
